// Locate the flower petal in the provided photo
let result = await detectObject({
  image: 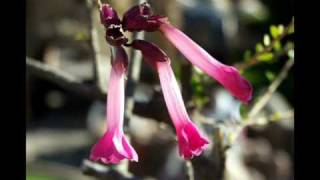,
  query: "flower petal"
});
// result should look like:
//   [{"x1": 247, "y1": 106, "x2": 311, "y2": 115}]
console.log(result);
[
  {"x1": 122, "y1": 2, "x2": 166, "y2": 32},
  {"x1": 105, "y1": 26, "x2": 128, "y2": 46},
  {"x1": 100, "y1": 3, "x2": 121, "y2": 27}
]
